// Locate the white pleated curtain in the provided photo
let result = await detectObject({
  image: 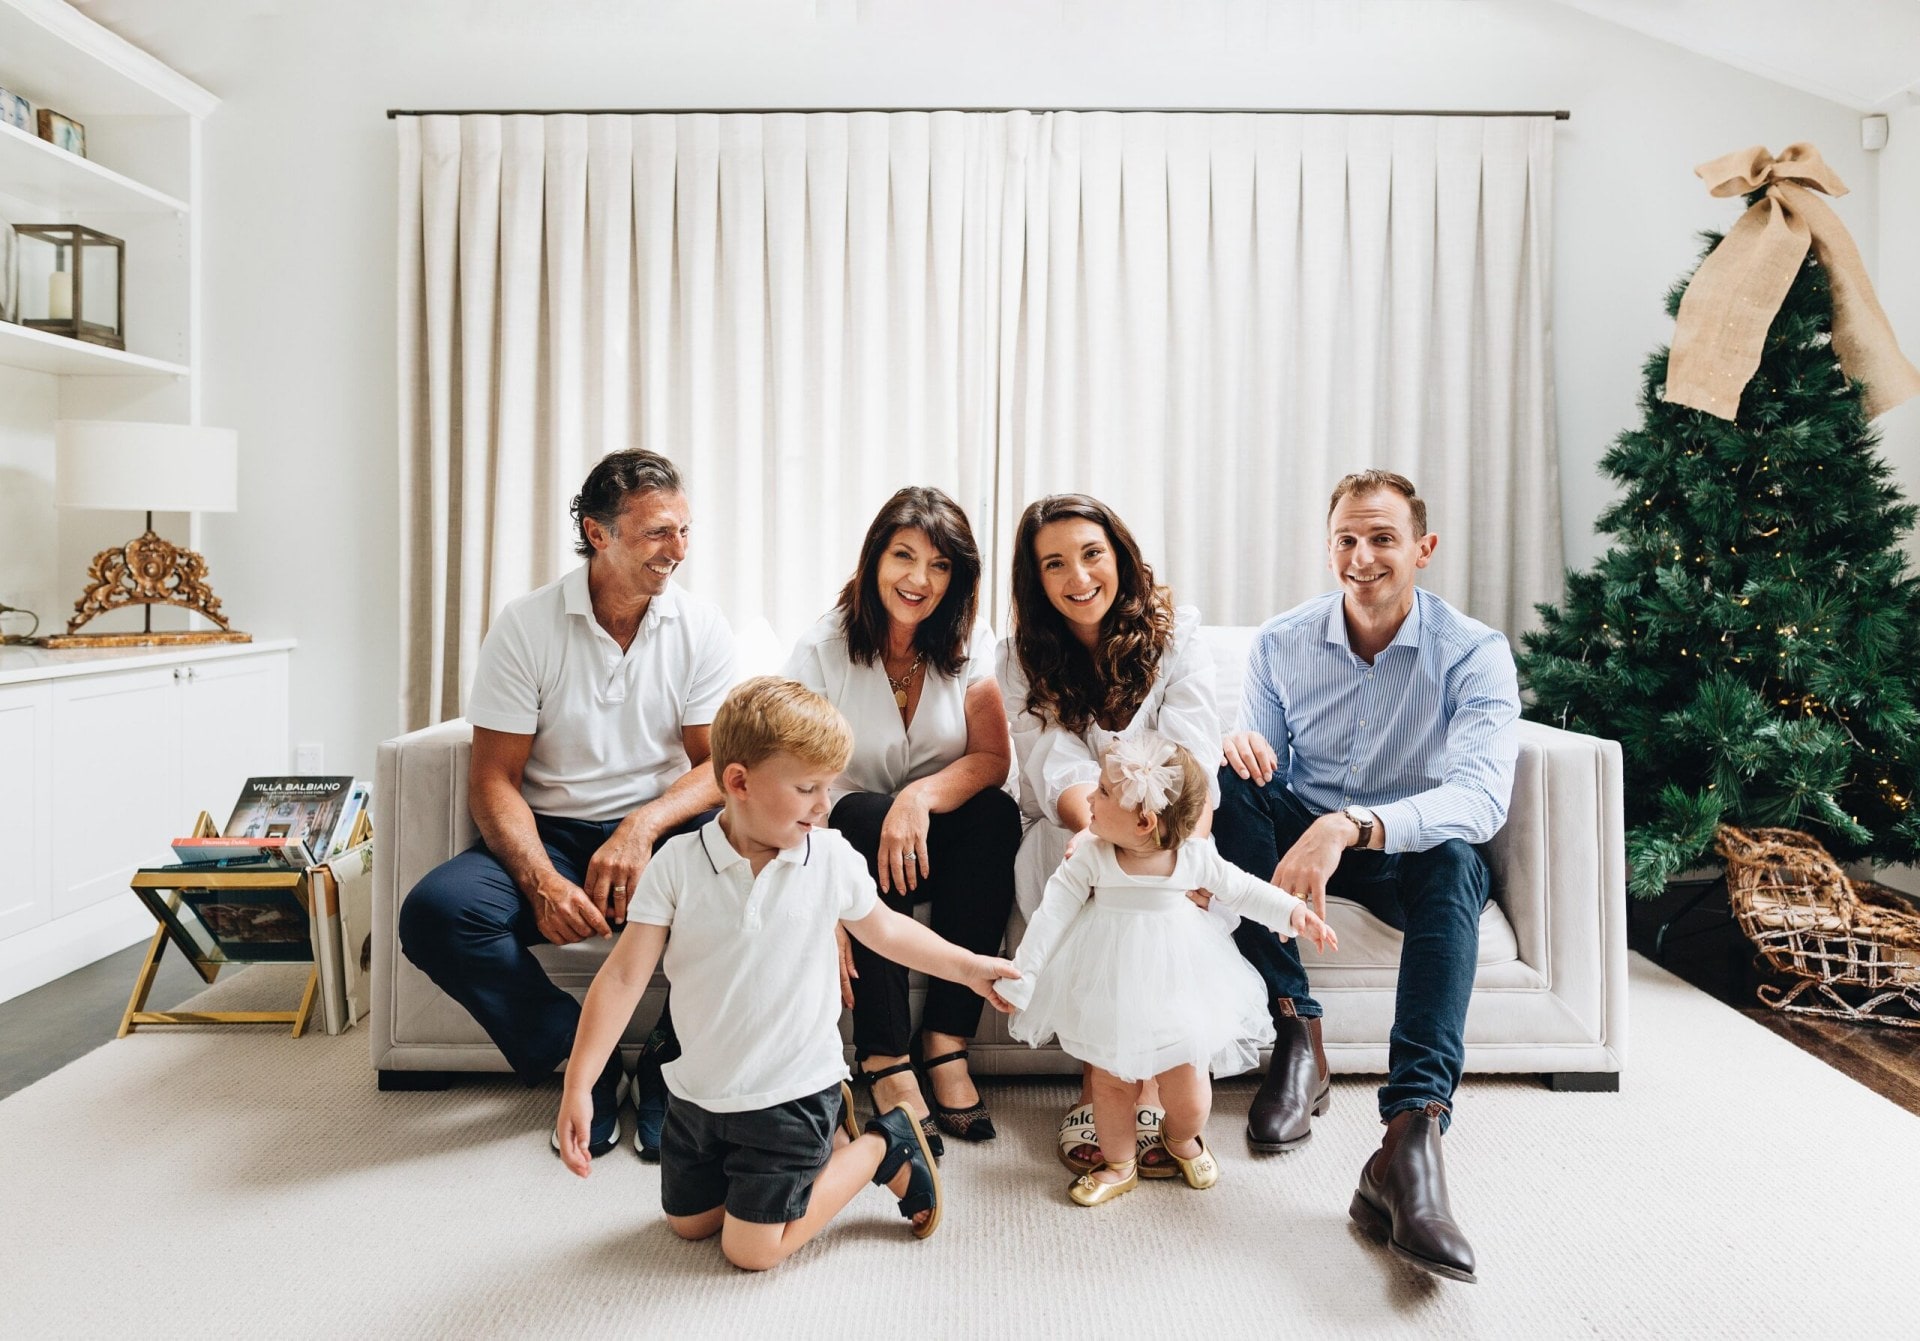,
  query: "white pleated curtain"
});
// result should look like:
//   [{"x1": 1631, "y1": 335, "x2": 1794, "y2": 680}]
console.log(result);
[{"x1": 398, "y1": 111, "x2": 1559, "y2": 731}]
